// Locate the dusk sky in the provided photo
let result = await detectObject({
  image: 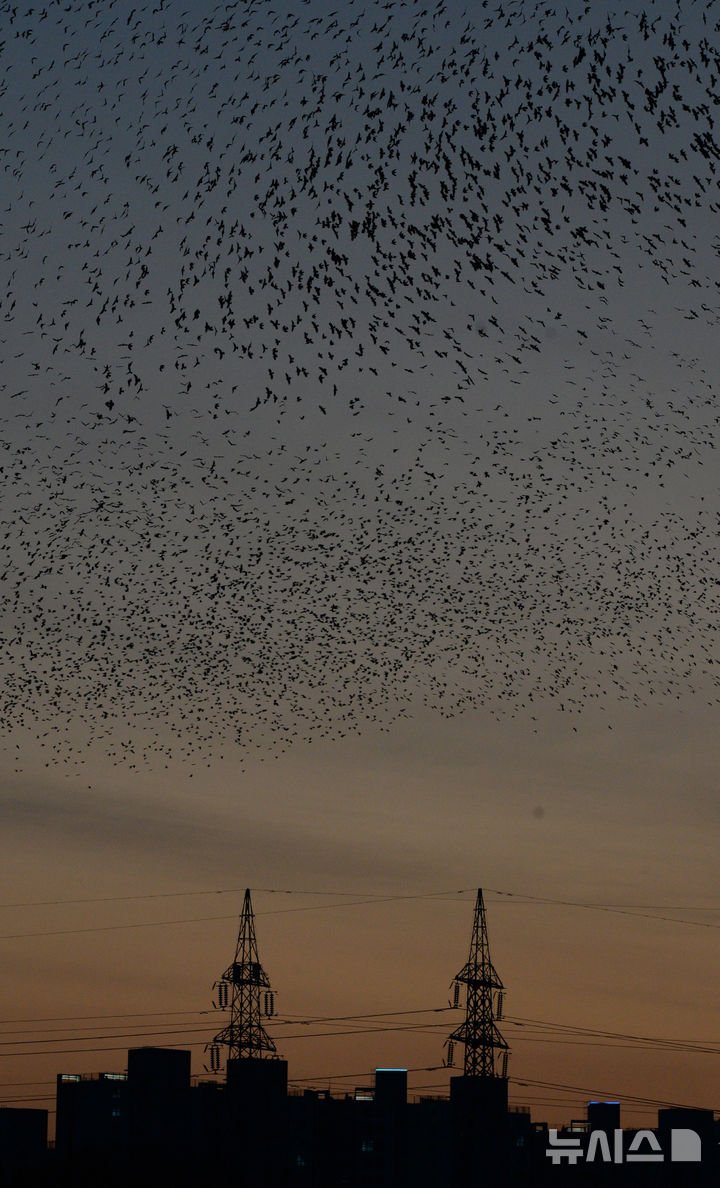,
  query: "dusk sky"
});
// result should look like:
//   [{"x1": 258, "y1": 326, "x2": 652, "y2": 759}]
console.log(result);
[{"x1": 1, "y1": 0, "x2": 718, "y2": 1132}]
